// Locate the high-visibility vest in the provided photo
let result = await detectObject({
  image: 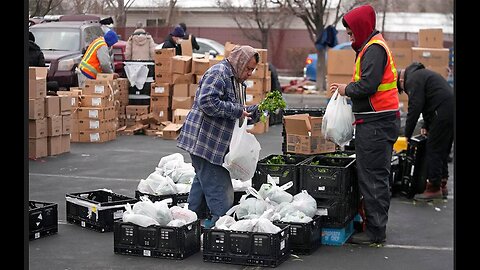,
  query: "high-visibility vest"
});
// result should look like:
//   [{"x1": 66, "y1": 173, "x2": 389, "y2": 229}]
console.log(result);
[
  {"x1": 352, "y1": 34, "x2": 399, "y2": 112},
  {"x1": 79, "y1": 37, "x2": 107, "y2": 79}
]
